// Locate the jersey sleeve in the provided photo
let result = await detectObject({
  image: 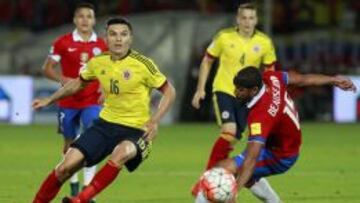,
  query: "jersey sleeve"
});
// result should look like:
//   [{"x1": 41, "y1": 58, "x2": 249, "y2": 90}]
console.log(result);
[
  {"x1": 48, "y1": 37, "x2": 64, "y2": 62},
  {"x1": 79, "y1": 59, "x2": 97, "y2": 81},
  {"x1": 263, "y1": 71, "x2": 289, "y2": 87},
  {"x1": 206, "y1": 33, "x2": 223, "y2": 58},
  {"x1": 262, "y1": 38, "x2": 277, "y2": 65},
  {"x1": 144, "y1": 59, "x2": 167, "y2": 89},
  {"x1": 247, "y1": 110, "x2": 275, "y2": 144}
]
